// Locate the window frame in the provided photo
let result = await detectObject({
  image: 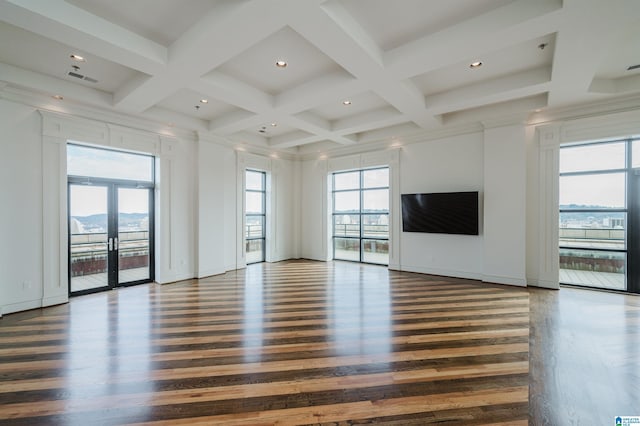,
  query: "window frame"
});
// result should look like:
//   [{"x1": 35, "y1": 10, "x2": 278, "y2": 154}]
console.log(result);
[
  {"x1": 332, "y1": 167, "x2": 389, "y2": 265},
  {"x1": 558, "y1": 137, "x2": 640, "y2": 292},
  {"x1": 245, "y1": 169, "x2": 266, "y2": 264}
]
